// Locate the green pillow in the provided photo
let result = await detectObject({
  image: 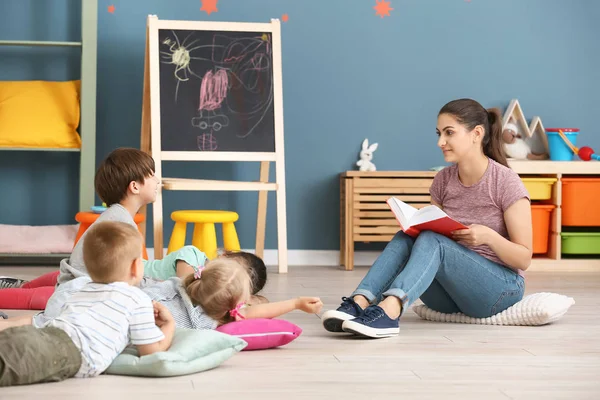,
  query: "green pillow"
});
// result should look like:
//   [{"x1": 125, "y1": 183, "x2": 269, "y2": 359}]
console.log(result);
[{"x1": 105, "y1": 328, "x2": 247, "y2": 377}]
